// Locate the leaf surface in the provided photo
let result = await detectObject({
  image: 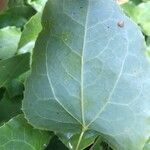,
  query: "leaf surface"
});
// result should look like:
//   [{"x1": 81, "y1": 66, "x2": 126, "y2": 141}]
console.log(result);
[
  {"x1": 0, "y1": 26, "x2": 21, "y2": 60},
  {"x1": 0, "y1": 92, "x2": 22, "y2": 123},
  {"x1": 0, "y1": 53, "x2": 30, "y2": 87},
  {"x1": 0, "y1": 115, "x2": 51, "y2": 150},
  {"x1": 23, "y1": 0, "x2": 150, "y2": 149}
]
